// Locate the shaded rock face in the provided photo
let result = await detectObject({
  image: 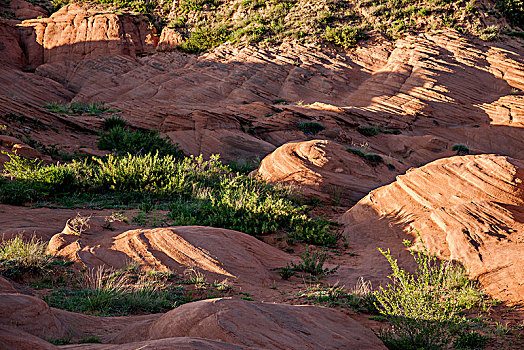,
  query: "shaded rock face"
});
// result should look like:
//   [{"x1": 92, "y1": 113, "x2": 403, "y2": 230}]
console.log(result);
[
  {"x1": 111, "y1": 298, "x2": 387, "y2": 349},
  {"x1": 0, "y1": 293, "x2": 68, "y2": 339},
  {"x1": 15, "y1": 3, "x2": 156, "y2": 69},
  {"x1": 341, "y1": 154, "x2": 524, "y2": 305}
]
